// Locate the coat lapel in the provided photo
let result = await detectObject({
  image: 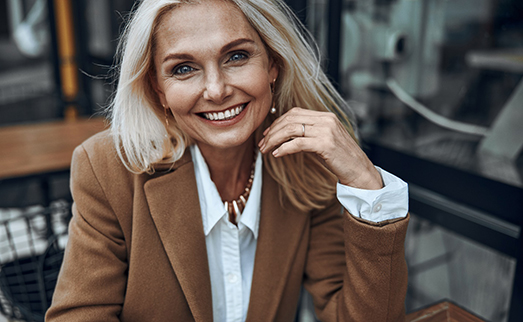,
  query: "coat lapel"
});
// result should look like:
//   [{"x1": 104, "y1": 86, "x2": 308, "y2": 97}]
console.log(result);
[
  {"x1": 246, "y1": 169, "x2": 309, "y2": 321},
  {"x1": 144, "y1": 153, "x2": 212, "y2": 322}
]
